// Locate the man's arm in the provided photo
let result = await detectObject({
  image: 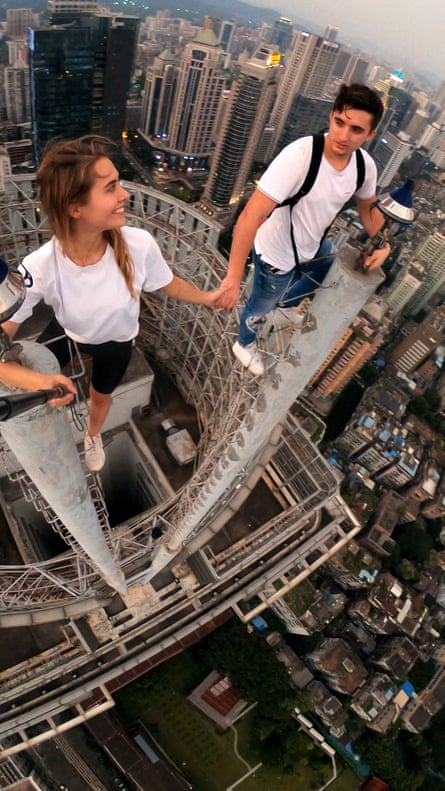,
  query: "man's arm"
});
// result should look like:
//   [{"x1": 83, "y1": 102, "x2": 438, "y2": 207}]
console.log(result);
[
  {"x1": 356, "y1": 196, "x2": 391, "y2": 271},
  {"x1": 356, "y1": 196, "x2": 385, "y2": 237},
  {"x1": 2, "y1": 320, "x2": 21, "y2": 340},
  {"x1": 215, "y1": 190, "x2": 278, "y2": 309}
]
